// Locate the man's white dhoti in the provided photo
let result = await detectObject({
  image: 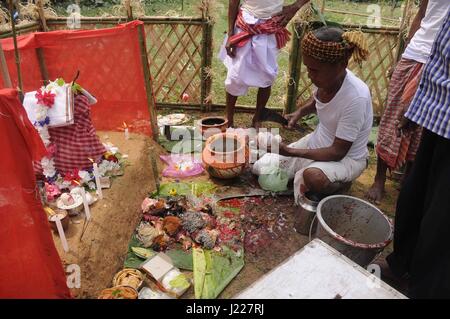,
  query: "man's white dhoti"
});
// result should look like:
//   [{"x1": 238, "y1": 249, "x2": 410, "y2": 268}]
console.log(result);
[
  {"x1": 252, "y1": 134, "x2": 367, "y2": 204},
  {"x1": 219, "y1": 9, "x2": 280, "y2": 96}
]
